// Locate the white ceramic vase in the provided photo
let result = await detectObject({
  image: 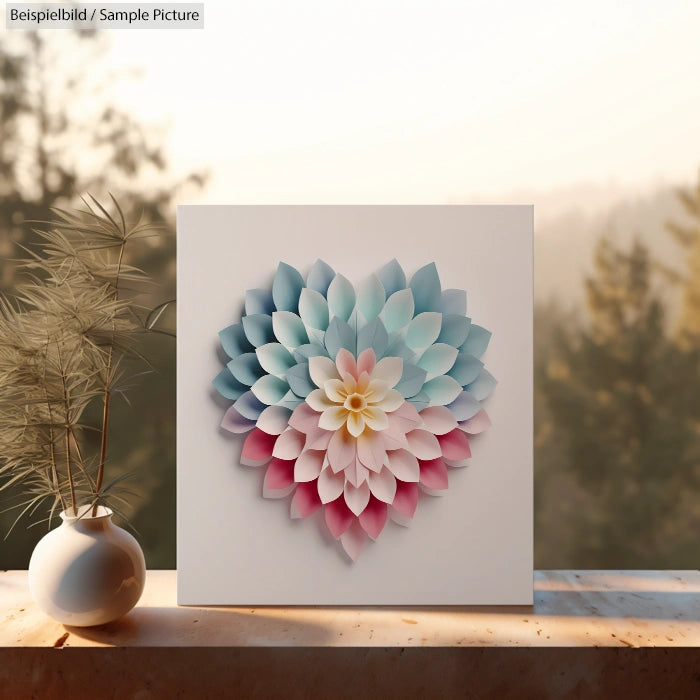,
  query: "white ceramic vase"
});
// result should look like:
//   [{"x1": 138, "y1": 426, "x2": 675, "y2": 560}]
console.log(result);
[{"x1": 28, "y1": 505, "x2": 146, "y2": 627}]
